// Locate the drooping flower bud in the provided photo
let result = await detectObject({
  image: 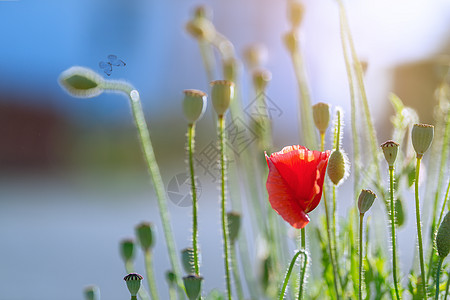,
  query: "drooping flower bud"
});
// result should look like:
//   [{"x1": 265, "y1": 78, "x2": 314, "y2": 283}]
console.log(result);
[
  {"x1": 252, "y1": 69, "x2": 272, "y2": 92},
  {"x1": 288, "y1": 1, "x2": 305, "y2": 28},
  {"x1": 181, "y1": 248, "x2": 195, "y2": 274},
  {"x1": 358, "y1": 189, "x2": 377, "y2": 215},
  {"x1": 327, "y1": 149, "x2": 349, "y2": 186},
  {"x1": 183, "y1": 275, "x2": 203, "y2": 300},
  {"x1": 312, "y1": 102, "x2": 331, "y2": 135},
  {"x1": 123, "y1": 273, "x2": 143, "y2": 297},
  {"x1": 227, "y1": 211, "x2": 241, "y2": 244},
  {"x1": 182, "y1": 89, "x2": 207, "y2": 124},
  {"x1": 411, "y1": 123, "x2": 434, "y2": 158},
  {"x1": 59, "y1": 67, "x2": 105, "y2": 98},
  {"x1": 120, "y1": 239, "x2": 135, "y2": 262},
  {"x1": 243, "y1": 44, "x2": 268, "y2": 70},
  {"x1": 283, "y1": 31, "x2": 298, "y2": 53},
  {"x1": 380, "y1": 140, "x2": 399, "y2": 167},
  {"x1": 84, "y1": 285, "x2": 100, "y2": 300},
  {"x1": 185, "y1": 18, "x2": 216, "y2": 42},
  {"x1": 135, "y1": 222, "x2": 155, "y2": 251},
  {"x1": 210, "y1": 80, "x2": 234, "y2": 116},
  {"x1": 436, "y1": 211, "x2": 450, "y2": 258}
]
